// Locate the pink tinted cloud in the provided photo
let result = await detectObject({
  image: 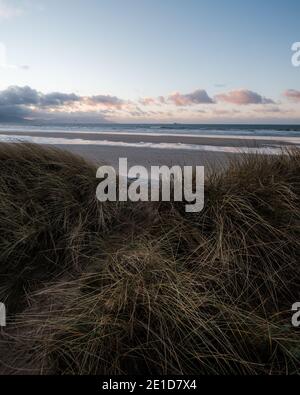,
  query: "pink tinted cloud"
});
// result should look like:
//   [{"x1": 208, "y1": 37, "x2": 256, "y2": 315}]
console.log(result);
[
  {"x1": 215, "y1": 89, "x2": 274, "y2": 105},
  {"x1": 139, "y1": 97, "x2": 156, "y2": 106},
  {"x1": 86, "y1": 94, "x2": 126, "y2": 109},
  {"x1": 283, "y1": 89, "x2": 300, "y2": 103},
  {"x1": 169, "y1": 89, "x2": 214, "y2": 106},
  {"x1": 158, "y1": 96, "x2": 166, "y2": 104}
]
